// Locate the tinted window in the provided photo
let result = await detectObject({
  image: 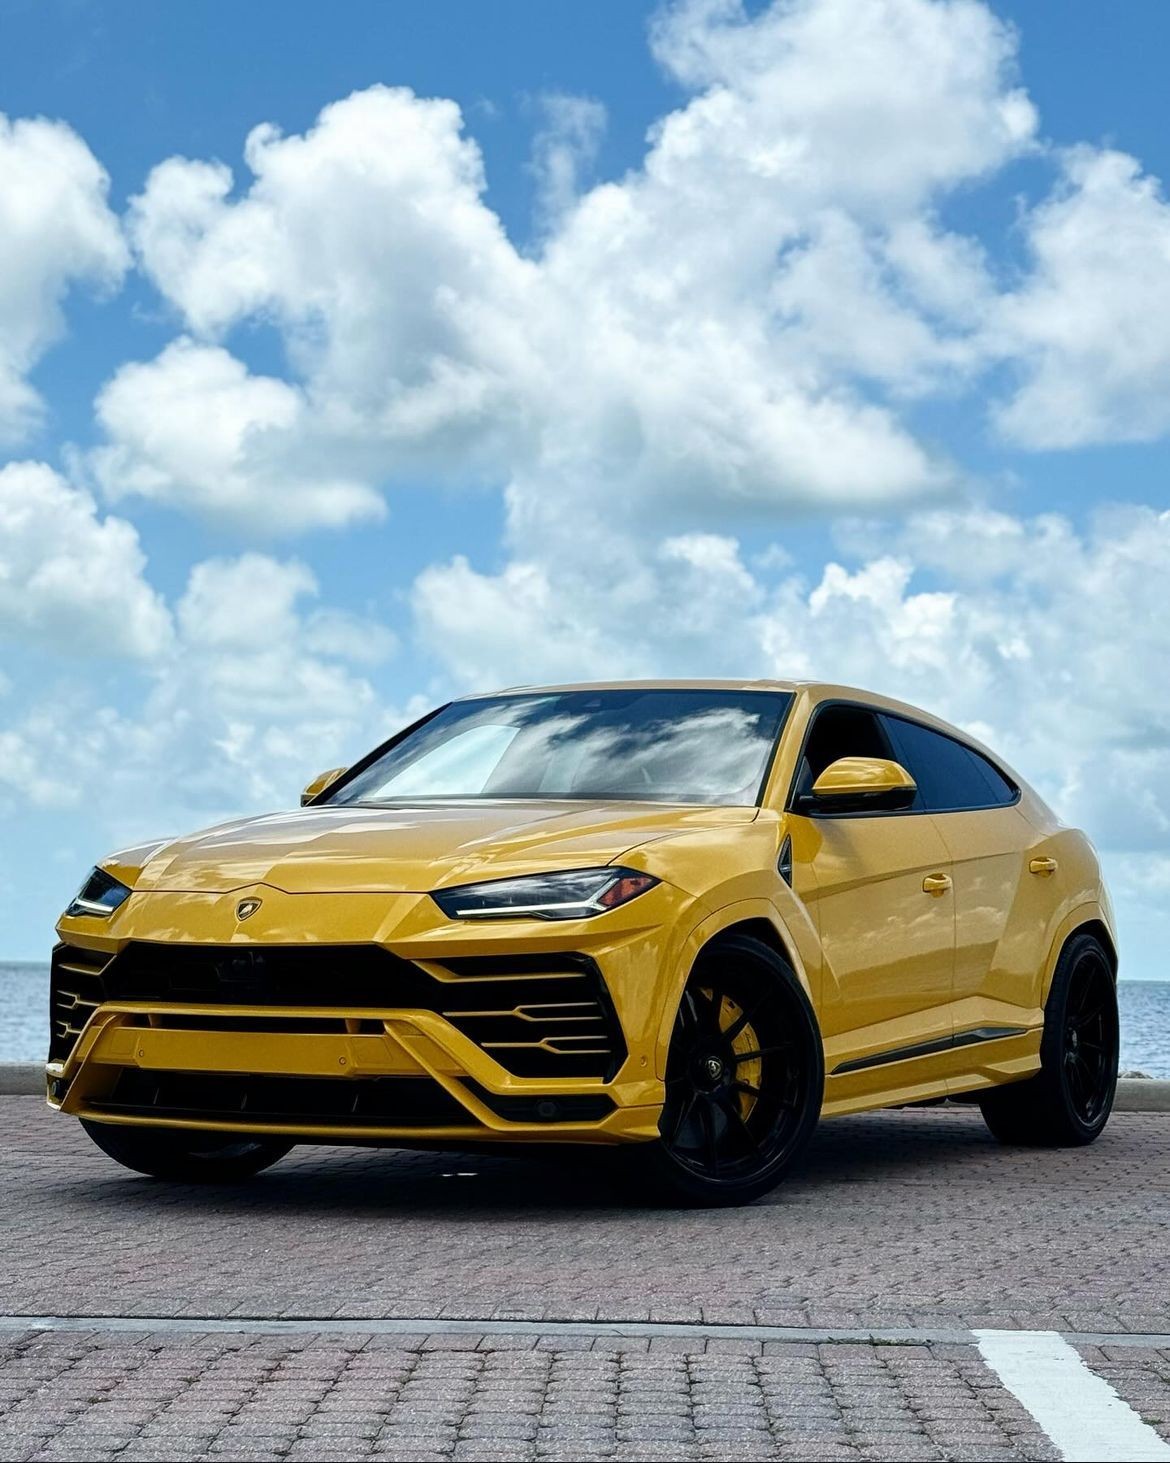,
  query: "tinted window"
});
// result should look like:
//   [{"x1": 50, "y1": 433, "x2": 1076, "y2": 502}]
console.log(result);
[
  {"x1": 328, "y1": 689, "x2": 793, "y2": 806},
  {"x1": 966, "y1": 747, "x2": 1017, "y2": 805},
  {"x1": 883, "y1": 717, "x2": 1016, "y2": 812}
]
